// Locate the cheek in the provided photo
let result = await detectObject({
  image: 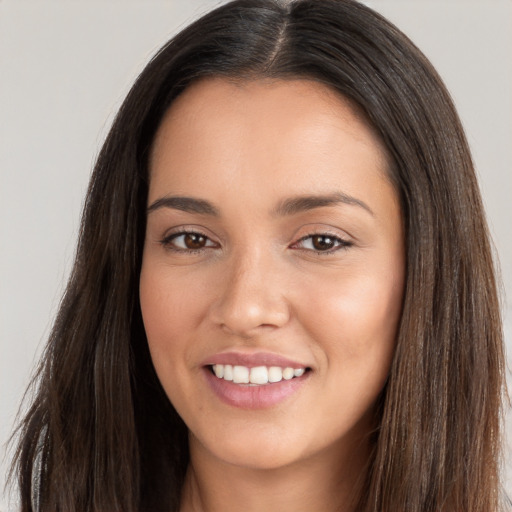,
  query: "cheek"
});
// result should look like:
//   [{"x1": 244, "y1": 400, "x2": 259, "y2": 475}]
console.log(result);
[
  {"x1": 301, "y1": 267, "x2": 401, "y2": 335},
  {"x1": 139, "y1": 265, "x2": 216, "y2": 420},
  {"x1": 295, "y1": 263, "x2": 403, "y2": 383},
  {"x1": 139, "y1": 265, "x2": 210, "y2": 373}
]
